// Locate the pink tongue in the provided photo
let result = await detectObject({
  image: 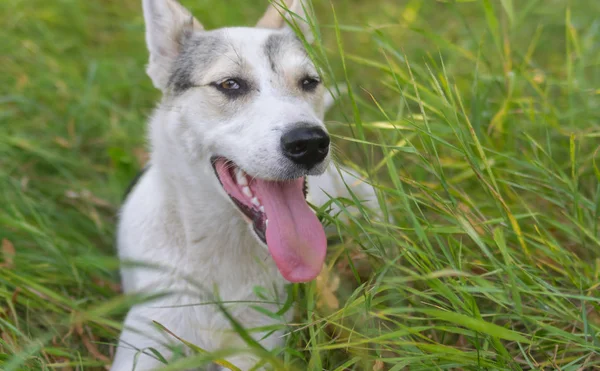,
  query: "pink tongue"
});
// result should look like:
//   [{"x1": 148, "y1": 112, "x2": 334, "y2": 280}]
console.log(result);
[{"x1": 253, "y1": 178, "x2": 326, "y2": 283}]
